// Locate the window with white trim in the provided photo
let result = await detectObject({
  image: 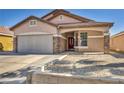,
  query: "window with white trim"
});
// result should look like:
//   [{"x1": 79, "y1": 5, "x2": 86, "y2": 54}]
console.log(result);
[
  {"x1": 80, "y1": 32, "x2": 88, "y2": 46},
  {"x1": 29, "y1": 20, "x2": 37, "y2": 26}
]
